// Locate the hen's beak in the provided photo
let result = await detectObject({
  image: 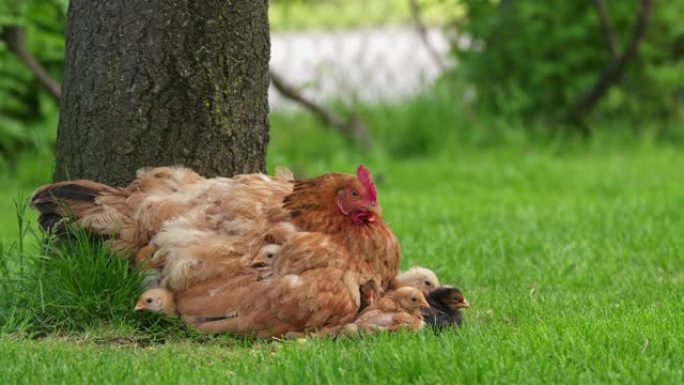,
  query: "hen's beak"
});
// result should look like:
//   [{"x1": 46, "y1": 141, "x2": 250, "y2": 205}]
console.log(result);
[
  {"x1": 134, "y1": 301, "x2": 146, "y2": 311},
  {"x1": 455, "y1": 298, "x2": 471, "y2": 309},
  {"x1": 368, "y1": 203, "x2": 382, "y2": 218}
]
